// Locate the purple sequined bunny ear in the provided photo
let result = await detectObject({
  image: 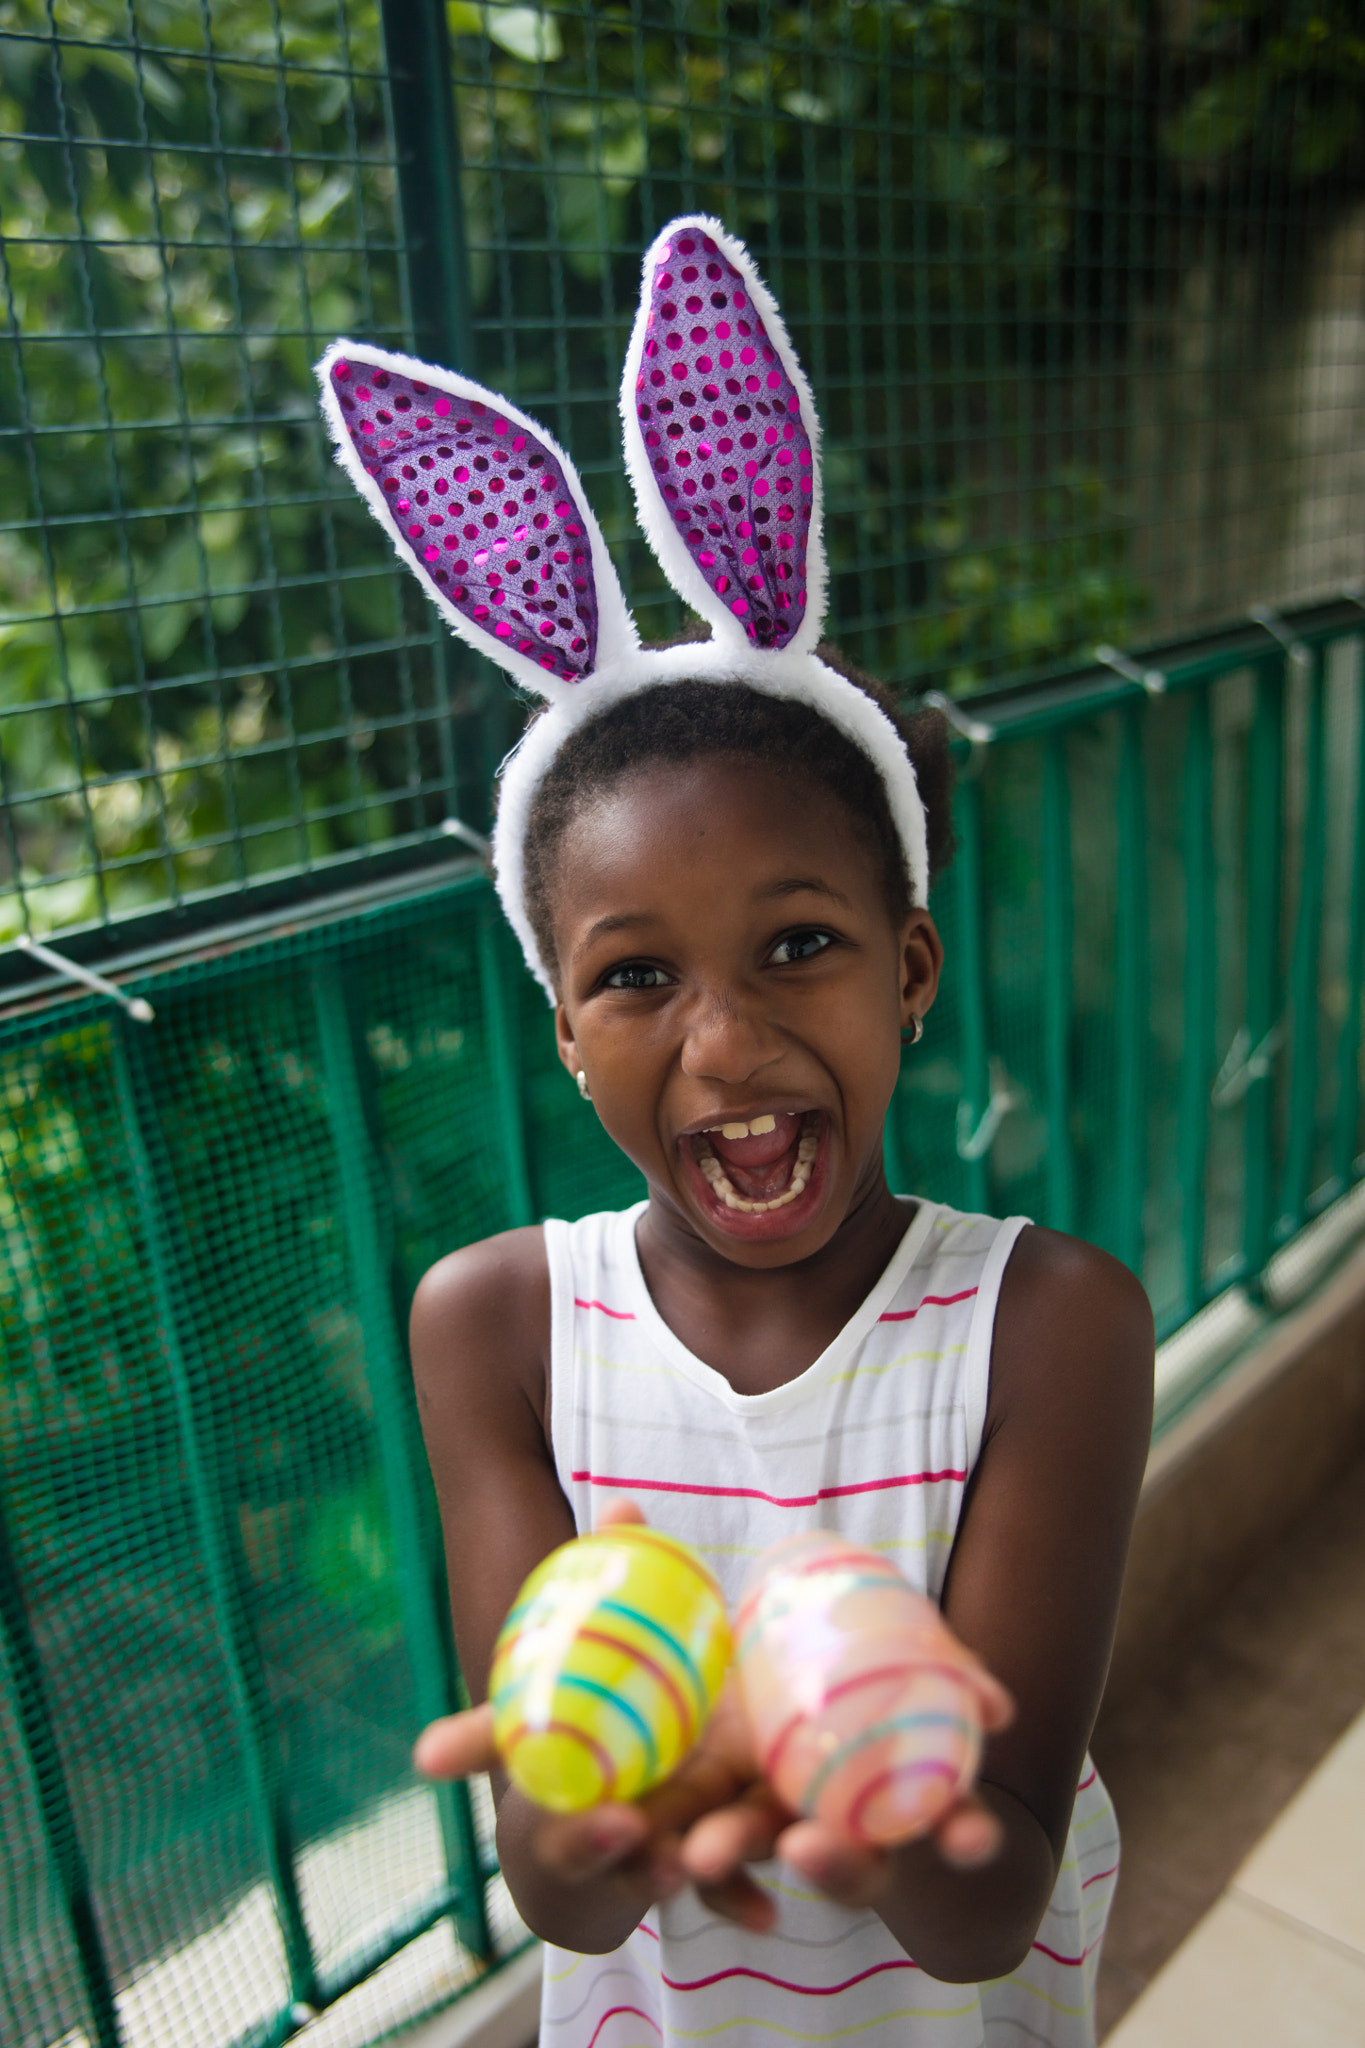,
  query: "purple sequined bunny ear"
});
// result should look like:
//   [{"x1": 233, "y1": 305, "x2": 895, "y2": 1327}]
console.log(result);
[
  {"x1": 317, "y1": 342, "x2": 637, "y2": 697},
  {"x1": 620, "y1": 217, "x2": 826, "y2": 655}
]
